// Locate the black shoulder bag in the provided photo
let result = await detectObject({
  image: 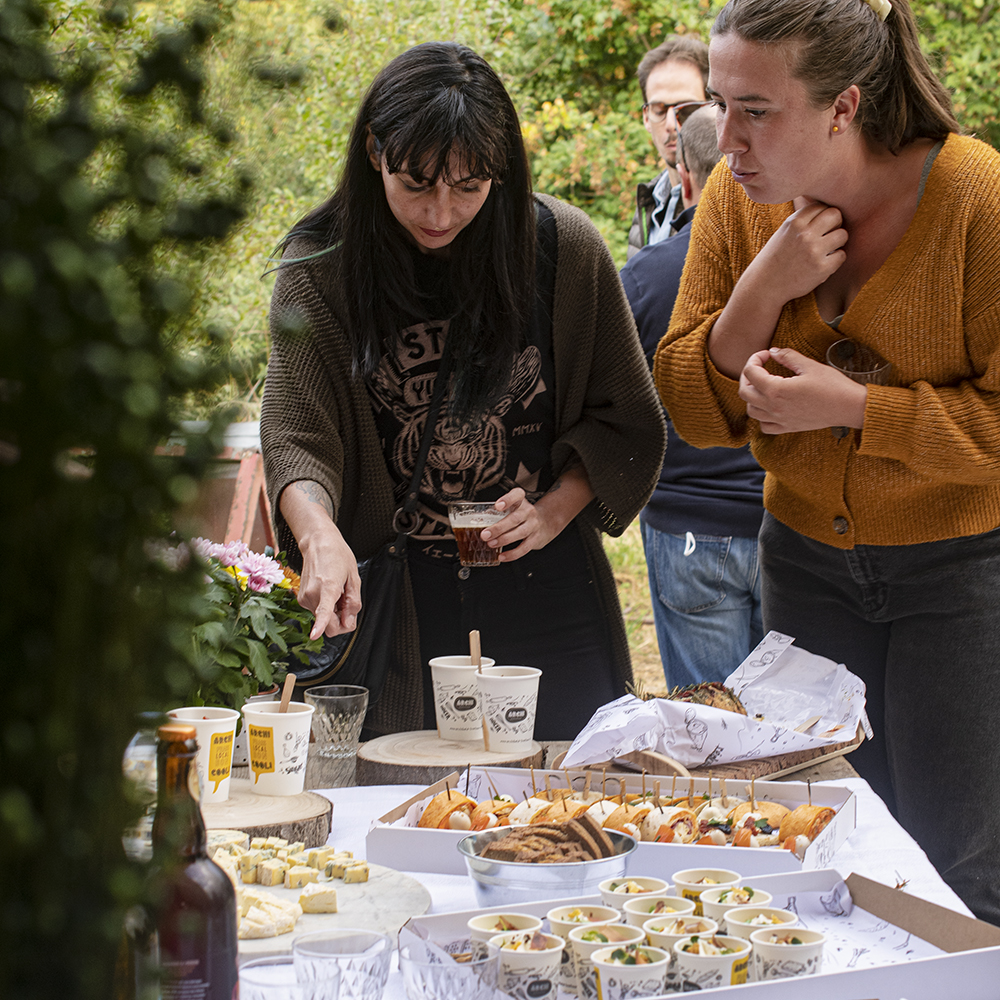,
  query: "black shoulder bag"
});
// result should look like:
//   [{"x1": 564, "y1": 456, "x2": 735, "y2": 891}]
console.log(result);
[{"x1": 292, "y1": 344, "x2": 452, "y2": 706}]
